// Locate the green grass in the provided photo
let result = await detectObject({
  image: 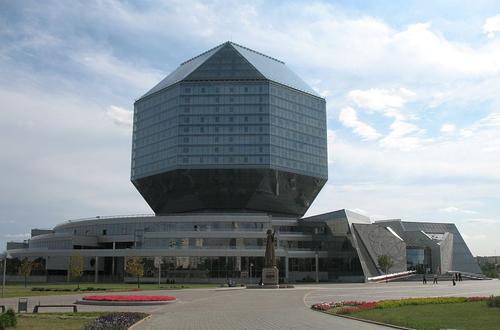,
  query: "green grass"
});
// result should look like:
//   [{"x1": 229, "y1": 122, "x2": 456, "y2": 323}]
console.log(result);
[
  {"x1": 15, "y1": 312, "x2": 107, "y2": 330},
  {"x1": 1, "y1": 282, "x2": 217, "y2": 298},
  {"x1": 351, "y1": 301, "x2": 500, "y2": 330}
]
